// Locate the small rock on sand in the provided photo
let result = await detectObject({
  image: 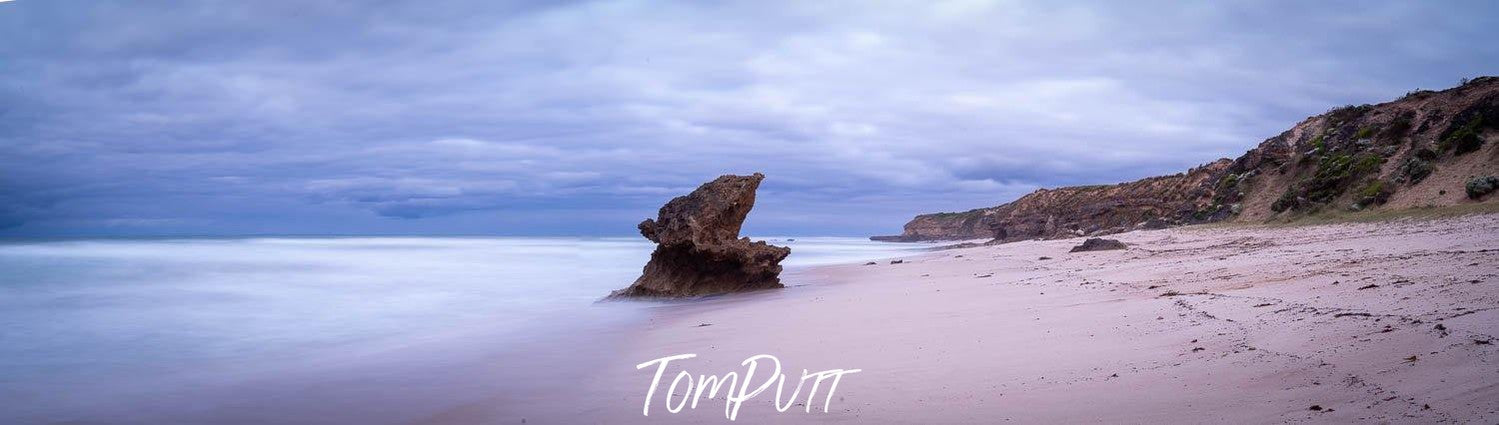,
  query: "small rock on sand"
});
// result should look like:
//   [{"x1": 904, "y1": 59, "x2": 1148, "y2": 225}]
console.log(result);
[{"x1": 1069, "y1": 238, "x2": 1128, "y2": 253}]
